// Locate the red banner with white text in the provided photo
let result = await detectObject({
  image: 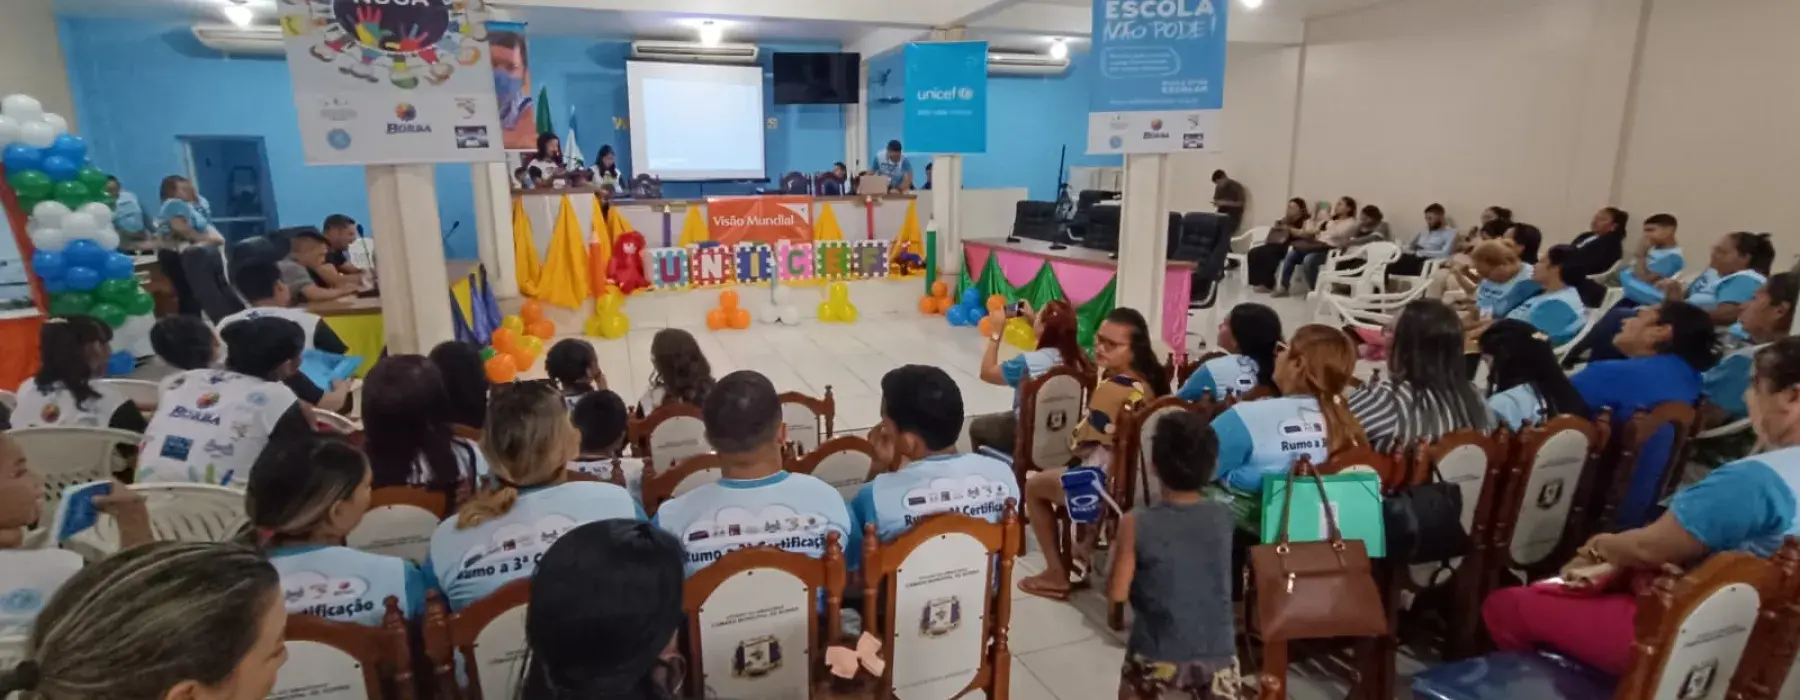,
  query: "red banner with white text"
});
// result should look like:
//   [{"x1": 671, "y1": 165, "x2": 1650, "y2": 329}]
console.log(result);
[{"x1": 706, "y1": 195, "x2": 813, "y2": 245}]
